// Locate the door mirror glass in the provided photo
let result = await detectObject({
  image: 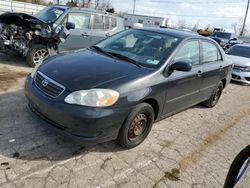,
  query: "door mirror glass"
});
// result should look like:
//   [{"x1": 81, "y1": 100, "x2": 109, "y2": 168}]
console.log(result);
[
  {"x1": 170, "y1": 61, "x2": 192, "y2": 72},
  {"x1": 65, "y1": 22, "x2": 75, "y2": 30}
]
